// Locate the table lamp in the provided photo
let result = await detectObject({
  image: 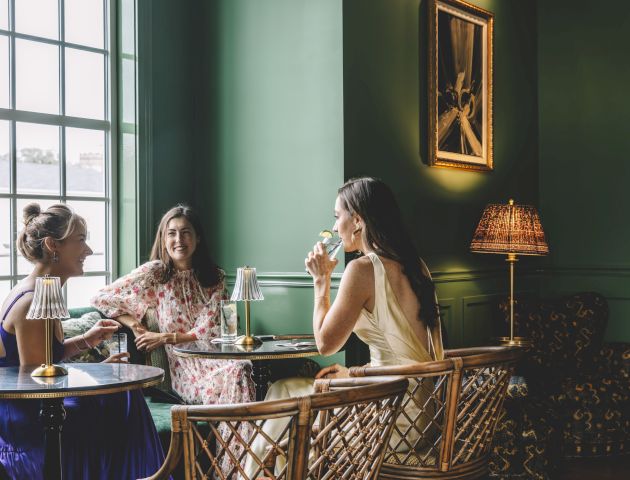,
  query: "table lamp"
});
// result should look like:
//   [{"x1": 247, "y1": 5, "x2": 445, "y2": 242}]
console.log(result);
[
  {"x1": 230, "y1": 266, "x2": 264, "y2": 347},
  {"x1": 470, "y1": 199, "x2": 549, "y2": 346},
  {"x1": 26, "y1": 275, "x2": 70, "y2": 377}
]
